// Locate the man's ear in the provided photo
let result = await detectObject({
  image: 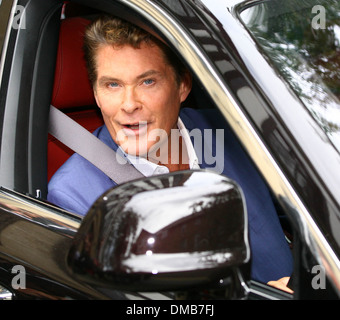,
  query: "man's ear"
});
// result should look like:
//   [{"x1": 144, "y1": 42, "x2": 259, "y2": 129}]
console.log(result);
[{"x1": 179, "y1": 71, "x2": 192, "y2": 103}]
